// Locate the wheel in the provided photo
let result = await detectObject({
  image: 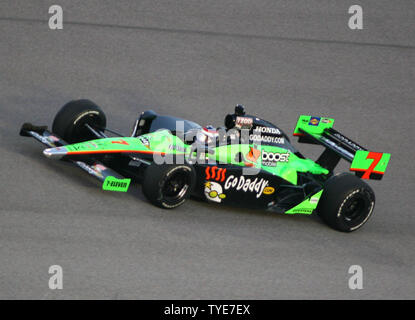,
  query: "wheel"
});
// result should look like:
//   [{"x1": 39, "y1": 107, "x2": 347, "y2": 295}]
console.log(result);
[
  {"x1": 142, "y1": 163, "x2": 196, "y2": 209},
  {"x1": 317, "y1": 173, "x2": 375, "y2": 232},
  {"x1": 52, "y1": 99, "x2": 106, "y2": 143}
]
